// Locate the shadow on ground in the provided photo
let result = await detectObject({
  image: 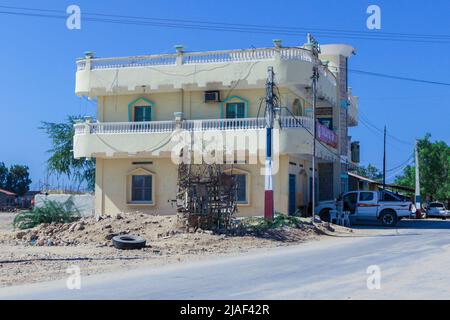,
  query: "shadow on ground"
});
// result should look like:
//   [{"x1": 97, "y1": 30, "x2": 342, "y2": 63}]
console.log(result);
[{"x1": 352, "y1": 218, "x2": 450, "y2": 231}]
